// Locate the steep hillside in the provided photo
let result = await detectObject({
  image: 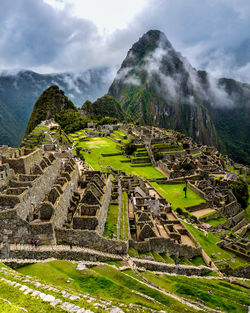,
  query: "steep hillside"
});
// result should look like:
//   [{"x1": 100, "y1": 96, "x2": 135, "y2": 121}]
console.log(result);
[
  {"x1": 25, "y1": 85, "x2": 76, "y2": 136},
  {"x1": 0, "y1": 68, "x2": 111, "y2": 146},
  {"x1": 109, "y1": 30, "x2": 250, "y2": 164},
  {"x1": 81, "y1": 94, "x2": 126, "y2": 121},
  {"x1": 0, "y1": 100, "x2": 24, "y2": 146}
]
